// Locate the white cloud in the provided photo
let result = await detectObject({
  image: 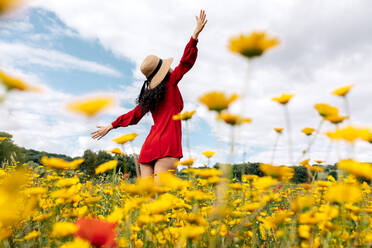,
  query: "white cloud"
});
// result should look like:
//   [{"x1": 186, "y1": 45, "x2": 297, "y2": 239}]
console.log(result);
[
  {"x1": 0, "y1": 41, "x2": 122, "y2": 77},
  {"x1": 3, "y1": 0, "x2": 372, "y2": 164}
]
